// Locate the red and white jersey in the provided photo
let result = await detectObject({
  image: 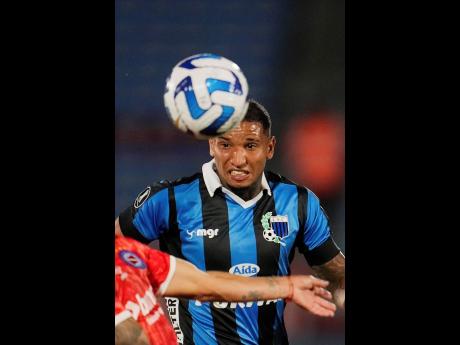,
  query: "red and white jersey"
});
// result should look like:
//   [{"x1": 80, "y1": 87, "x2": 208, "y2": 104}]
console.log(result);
[{"x1": 115, "y1": 236, "x2": 177, "y2": 345}]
